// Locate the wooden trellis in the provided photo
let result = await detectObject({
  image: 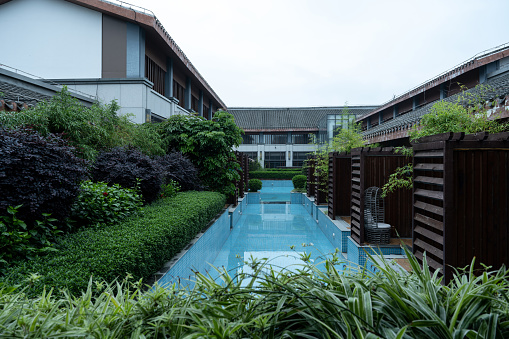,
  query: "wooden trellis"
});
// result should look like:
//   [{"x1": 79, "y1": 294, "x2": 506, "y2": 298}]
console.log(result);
[
  {"x1": 350, "y1": 147, "x2": 413, "y2": 245},
  {"x1": 328, "y1": 152, "x2": 352, "y2": 219},
  {"x1": 411, "y1": 131, "x2": 509, "y2": 282}
]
